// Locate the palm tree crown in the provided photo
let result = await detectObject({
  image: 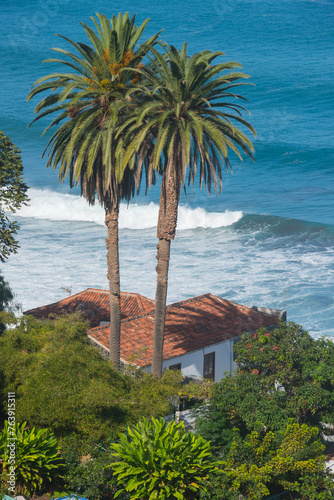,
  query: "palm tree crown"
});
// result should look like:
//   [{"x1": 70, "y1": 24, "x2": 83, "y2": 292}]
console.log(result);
[
  {"x1": 27, "y1": 12, "x2": 160, "y2": 208},
  {"x1": 27, "y1": 13, "x2": 160, "y2": 368},
  {"x1": 123, "y1": 43, "x2": 256, "y2": 376},
  {"x1": 125, "y1": 43, "x2": 255, "y2": 195}
]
